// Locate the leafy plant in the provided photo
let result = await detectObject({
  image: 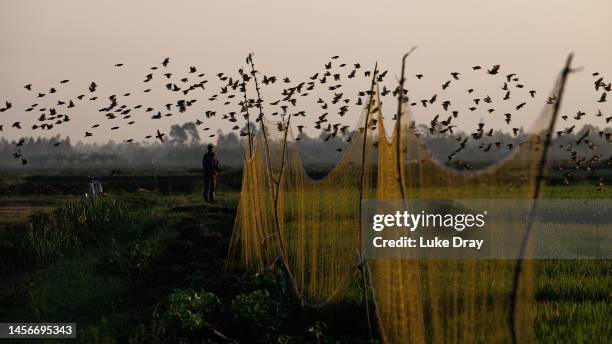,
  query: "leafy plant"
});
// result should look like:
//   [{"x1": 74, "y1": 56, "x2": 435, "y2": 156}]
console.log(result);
[
  {"x1": 229, "y1": 289, "x2": 289, "y2": 336},
  {"x1": 100, "y1": 238, "x2": 159, "y2": 278},
  {"x1": 307, "y1": 321, "x2": 329, "y2": 344},
  {"x1": 157, "y1": 288, "x2": 222, "y2": 335}
]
